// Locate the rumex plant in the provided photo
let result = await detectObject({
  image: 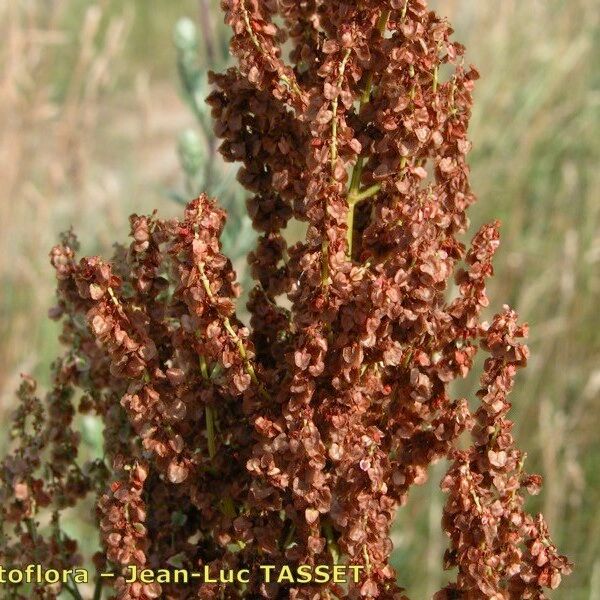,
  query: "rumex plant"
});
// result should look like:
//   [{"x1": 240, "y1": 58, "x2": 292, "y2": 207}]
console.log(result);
[{"x1": 0, "y1": 1, "x2": 571, "y2": 599}]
